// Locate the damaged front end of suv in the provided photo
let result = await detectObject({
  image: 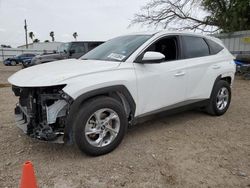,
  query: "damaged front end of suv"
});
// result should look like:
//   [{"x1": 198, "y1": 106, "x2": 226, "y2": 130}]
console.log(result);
[{"x1": 13, "y1": 85, "x2": 73, "y2": 143}]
